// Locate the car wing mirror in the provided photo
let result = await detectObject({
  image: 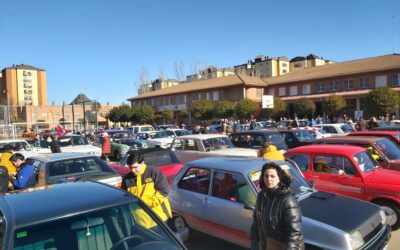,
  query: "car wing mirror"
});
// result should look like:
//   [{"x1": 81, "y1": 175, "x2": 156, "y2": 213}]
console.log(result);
[{"x1": 244, "y1": 204, "x2": 255, "y2": 210}]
